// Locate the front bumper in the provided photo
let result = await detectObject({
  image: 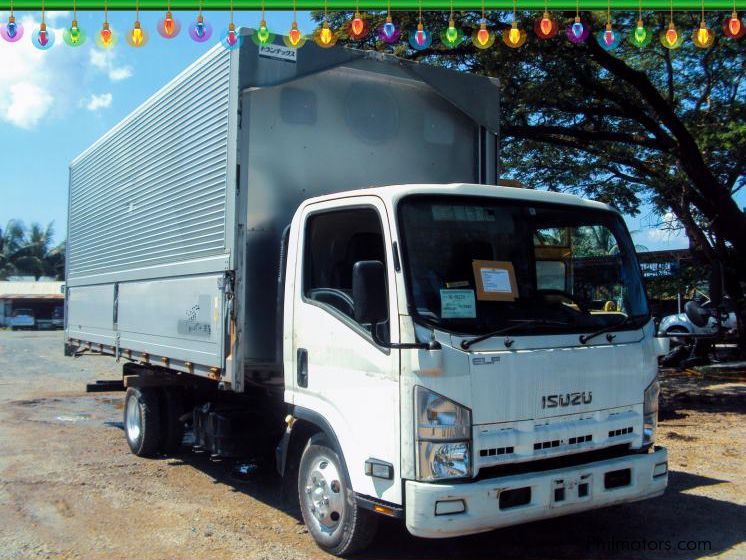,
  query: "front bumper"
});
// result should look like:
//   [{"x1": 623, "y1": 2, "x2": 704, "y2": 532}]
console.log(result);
[{"x1": 405, "y1": 446, "x2": 668, "y2": 539}]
